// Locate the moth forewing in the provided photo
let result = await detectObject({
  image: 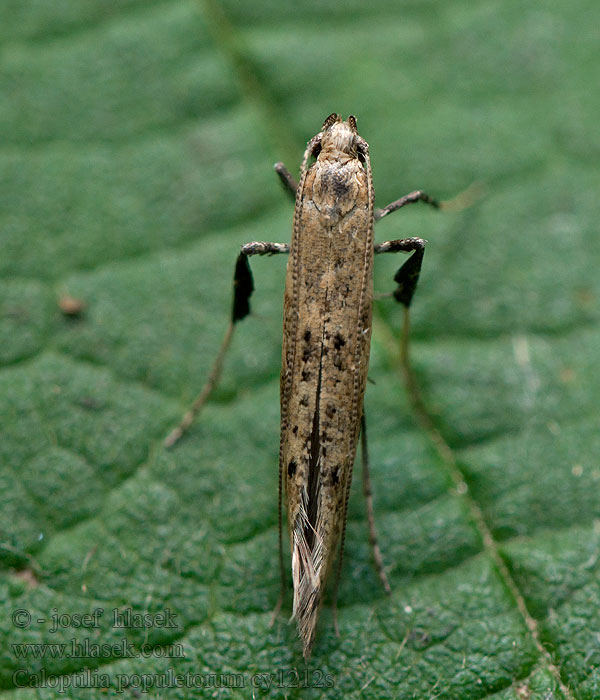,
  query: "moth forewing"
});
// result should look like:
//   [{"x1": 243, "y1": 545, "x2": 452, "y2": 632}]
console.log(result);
[{"x1": 280, "y1": 114, "x2": 375, "y2": 658}]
